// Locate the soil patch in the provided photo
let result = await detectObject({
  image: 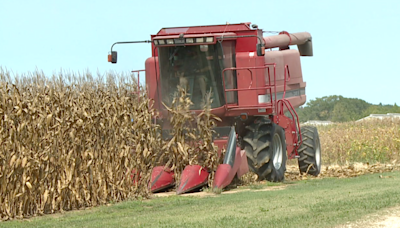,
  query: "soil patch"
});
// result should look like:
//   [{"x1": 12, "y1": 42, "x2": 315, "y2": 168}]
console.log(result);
[
  {"x1": 338, "y1": 206, "x2": 400, "y2": 228},
  {"x1": 153, "y1": 185, "x2": 288, "y2": 198},
  {"x1": 285, "y1": 163, "x2": 400, "y2": 181}
]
